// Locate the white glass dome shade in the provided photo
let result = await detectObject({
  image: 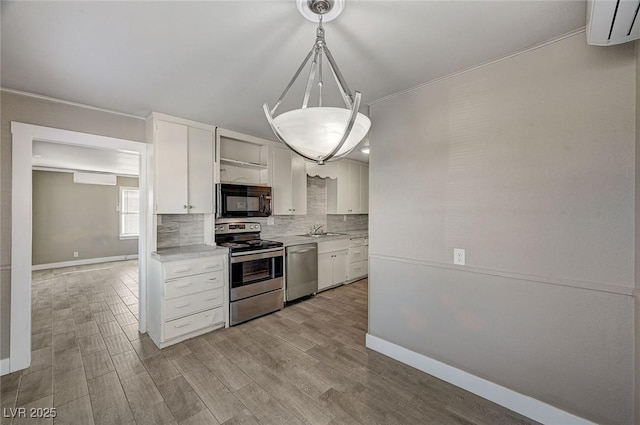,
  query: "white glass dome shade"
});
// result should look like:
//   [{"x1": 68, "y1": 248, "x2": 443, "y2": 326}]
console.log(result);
[{"x1": 272, "y1": 107, "x2": 371, "y2": 161}]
